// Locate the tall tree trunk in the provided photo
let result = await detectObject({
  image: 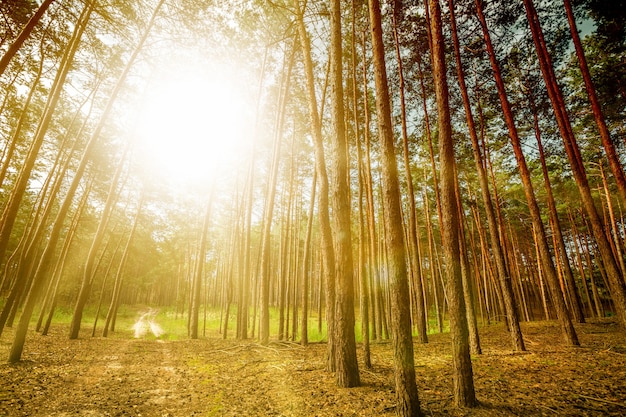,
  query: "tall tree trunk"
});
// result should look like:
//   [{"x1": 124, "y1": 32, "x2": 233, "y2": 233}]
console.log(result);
[
  {"x1": 368, "y1": 0, "x2": 421, "y2": 414},
  {"x1": 301, "y1": 174, "x2": 316, "y2": 346},
  {"x1": 562, "y1": 0, "x2": 626, "y2": 207},
  {"x1": 278, "y1": 161, "x2": 295, "y2": 341},
  {"x1": 293, "y1": 0, "x2": 337, "y2": 370},
  {"x1": 391, "y1": 5, "x2": 428, "y2": 345},
  {"x1": 329, "y1": 0, "x2": 360, "y2": 388},
  {"x1": 527, "y1": 90, "x2": 585, "y2": 323},
  {"x1": 361, "y1": 30, "x2": 381, "y2": 343},
  {"x1": 259, "y1": 41, "x2": 295, "y2": 344},
  {"x1": 69, "y1": 146, "x2": 128, "y2": 340},
  {"x1": 351, "y1": 1, "x2": 371, "y2": 367},
  {"x1": 429, "y1": 0, "x2": 476, "y2": 406},
  {"x1": 475, "y1": 0, "x2": 579, "y2": 346},
  {"x1": 102, "y1": 196, "x2": 143, "y2": 337},
  {"x1": 238, "y1": 48, "x2": 269, "y2": 340},
  {"x1": 523, "y1": 0, "x2": 626, "y2": 330},
  {"x1": 454, "y1": 169, "x2": 482, "y2": 355},
  {"x1": 0, "y1": 0, "x2": 55, "y2": 77},
  {"x1": 448, "y1": 0, "x2": 525, "y2": 351},
  {"x1": 0, "y1": 1, "x2": 92, "y2": 266}
]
